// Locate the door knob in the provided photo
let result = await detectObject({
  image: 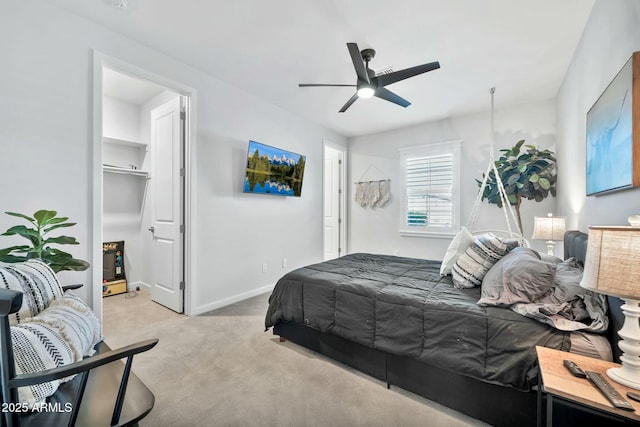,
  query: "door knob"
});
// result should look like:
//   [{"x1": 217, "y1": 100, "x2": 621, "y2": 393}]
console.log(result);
[{"x1": 148, "y1": 226, "x2": 155, "y2": 232}]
